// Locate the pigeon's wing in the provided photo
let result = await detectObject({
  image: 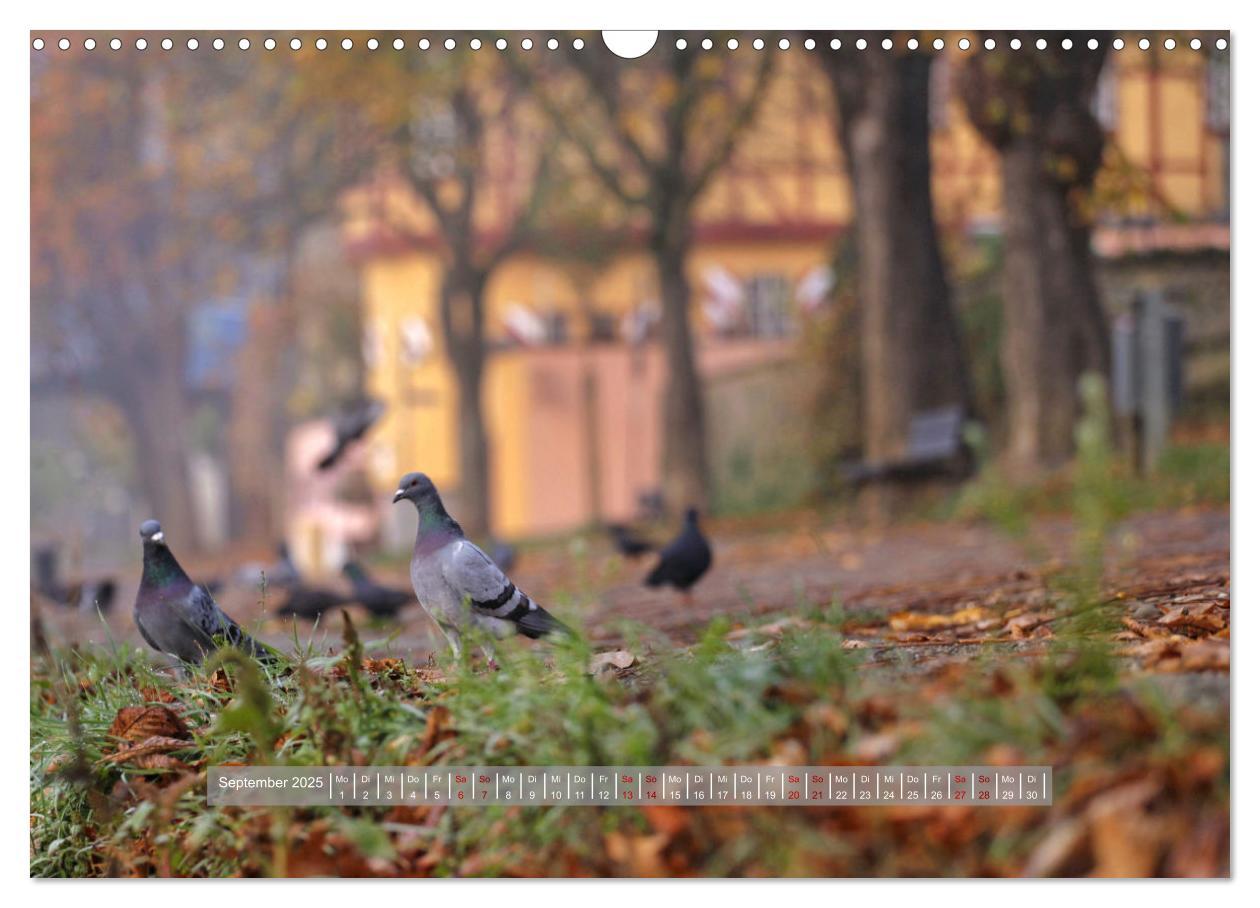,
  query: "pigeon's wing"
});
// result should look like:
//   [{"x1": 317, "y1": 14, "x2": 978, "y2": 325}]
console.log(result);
[
  {"x1": 441, "y1": 540, "x2": 521, "y2": 615},
  {"x1": 441, "y1": 540, "x2": 571, "y2": 638},
  {"x1": 179, "y1": 585, "x2": 277, "y2": 661},
  {"x1": 134, "y1": 613, "x2": 167, "y2": 655}
]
